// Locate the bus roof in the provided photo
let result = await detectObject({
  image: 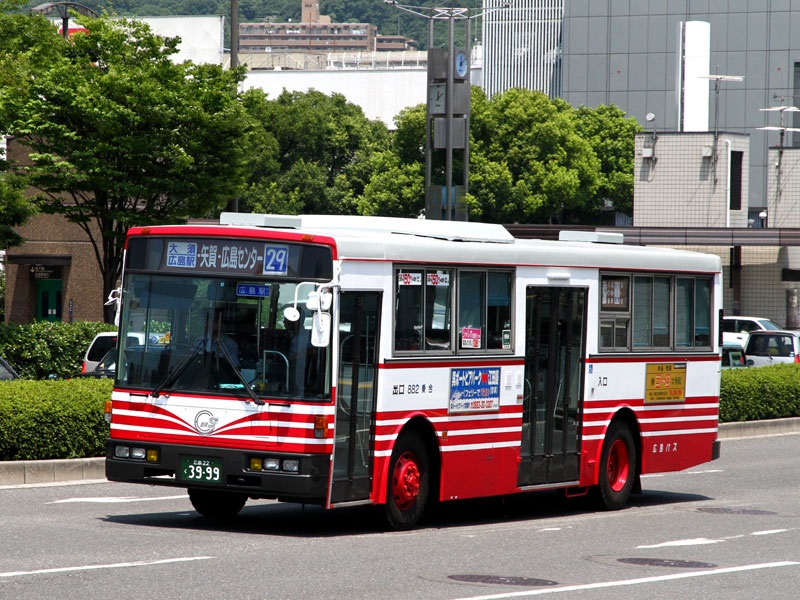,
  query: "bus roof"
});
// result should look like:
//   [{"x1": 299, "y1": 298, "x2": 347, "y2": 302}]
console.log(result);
[
  {"x1": 219, "y1": 212, "x2": 515, "y2": 244},
  {"x1": 138, "y1": 214, "x2": 721, "y2": 275}
]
